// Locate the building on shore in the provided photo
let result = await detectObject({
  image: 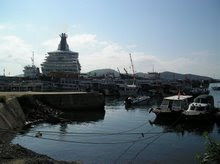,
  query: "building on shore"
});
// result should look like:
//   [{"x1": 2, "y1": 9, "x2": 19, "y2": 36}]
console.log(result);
[{"x1": 41, "y1": 33, "x2": 81, "y2": 77}]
